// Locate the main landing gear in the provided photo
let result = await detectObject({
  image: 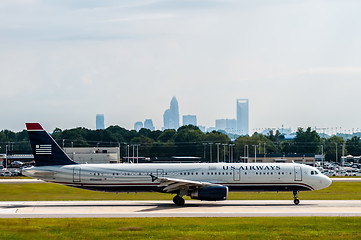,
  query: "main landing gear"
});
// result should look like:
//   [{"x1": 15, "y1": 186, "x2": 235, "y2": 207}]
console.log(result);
[
  {"x1": 173, "y1": 195, "x2": 185, "y2": 206},
  {"x1": 293, "y1": 190, "x2": 300, "y2": 205}
]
